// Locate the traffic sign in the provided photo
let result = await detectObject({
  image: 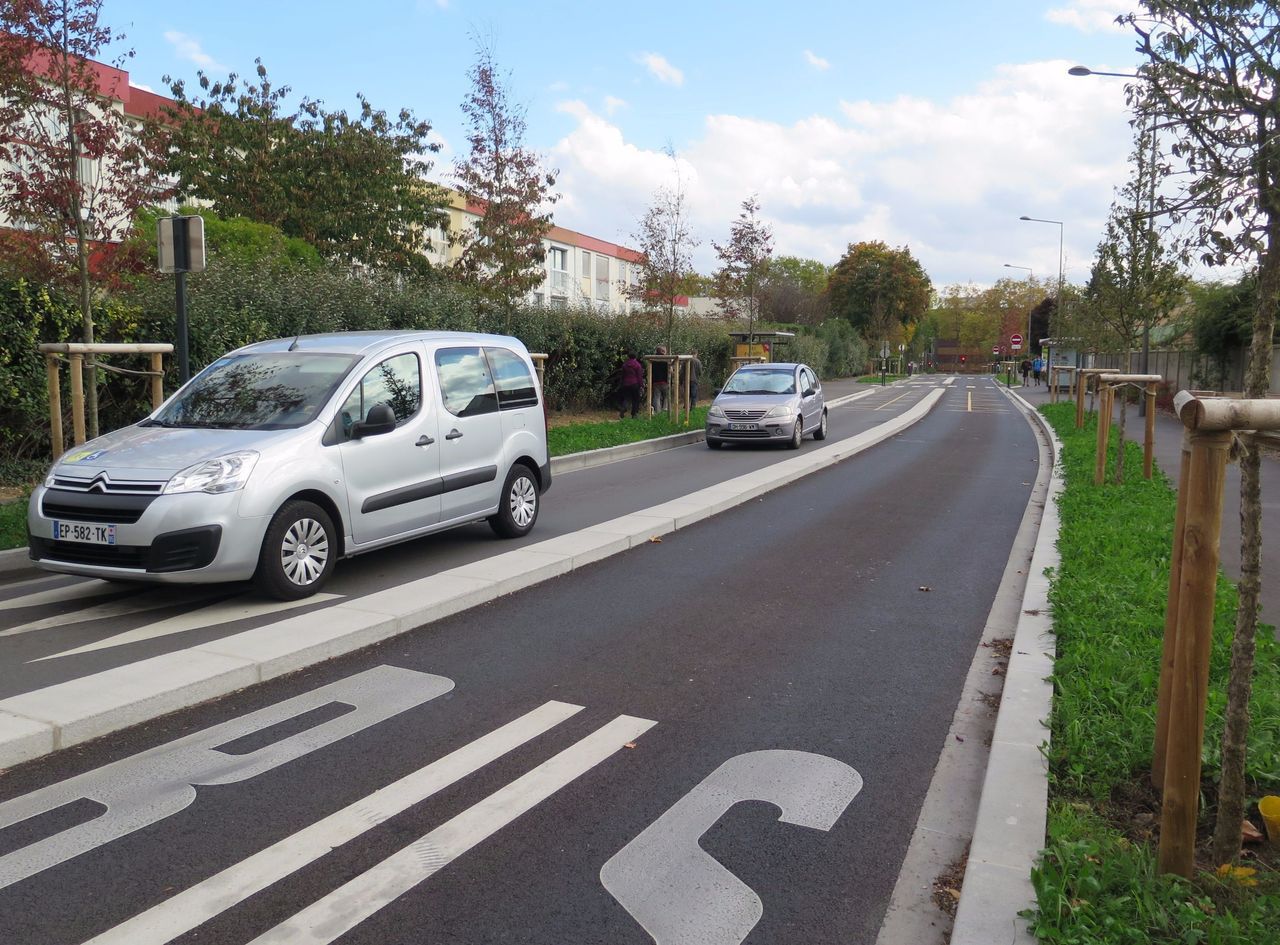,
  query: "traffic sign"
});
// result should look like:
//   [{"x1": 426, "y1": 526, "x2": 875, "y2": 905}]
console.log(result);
[
  {"x1": 1010, "y1": 333, "x2": 1023, "y2": 351},
  {"x1": 992, "y1": 345, "x2": 1000, "y2": 354}
]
